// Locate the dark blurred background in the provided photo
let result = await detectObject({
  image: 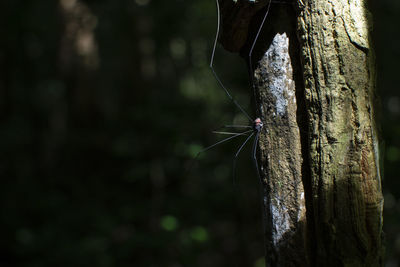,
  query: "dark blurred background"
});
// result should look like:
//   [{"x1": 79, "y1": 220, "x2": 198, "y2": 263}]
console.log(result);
[{"x1": 0, "y1": 0, "x2": 398, "y2": 266}]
